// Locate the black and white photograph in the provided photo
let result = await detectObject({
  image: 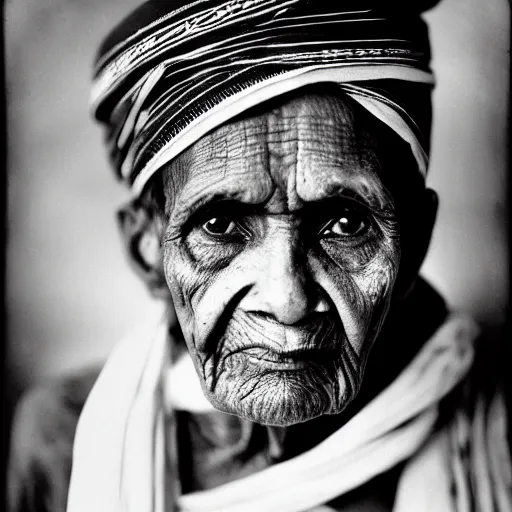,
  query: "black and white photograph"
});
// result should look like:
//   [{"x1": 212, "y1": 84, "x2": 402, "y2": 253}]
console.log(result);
[{"x1": 4, "y1": 0, "x2": 511, "y2": 511}]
